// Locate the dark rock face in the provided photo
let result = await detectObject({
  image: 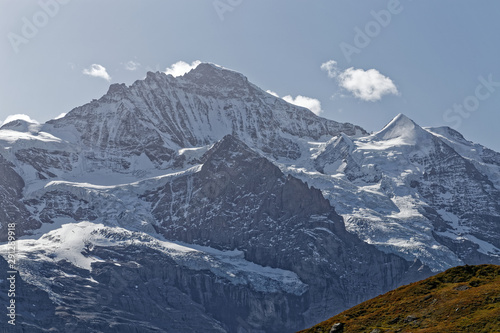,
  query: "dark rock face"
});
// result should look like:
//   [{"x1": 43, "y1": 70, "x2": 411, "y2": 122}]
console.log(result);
[
  {"x1": 432, "y1": 232, "x2": 497, "y2": 266},
  {"x1": 26, "y1": 190, "x2": 99, "y2": 224},
  {"x1": 0, "y1": 247, "x2": 232, "y2": 332},
  {"x1": 412, "y1": 137, "x2": 500, "y2": 251},
  {"x1": 0, "y1": 154, "x2": 40, "y2": 241},
  {"x1": 144, "y1": 135, "x2": 431, "y2": 327},
  {"x1": 15, "y1": 148, "x2": 77, "y2": 175},
  {"x1": 147, "y1": 135, "x2": 336, "y2": 254},
  {"x1": 0, "y1": 256, "x2": 56, "y2": 332},
  {"x1": 84, "y1": 244, "x2": 304, "y2": 333}
]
